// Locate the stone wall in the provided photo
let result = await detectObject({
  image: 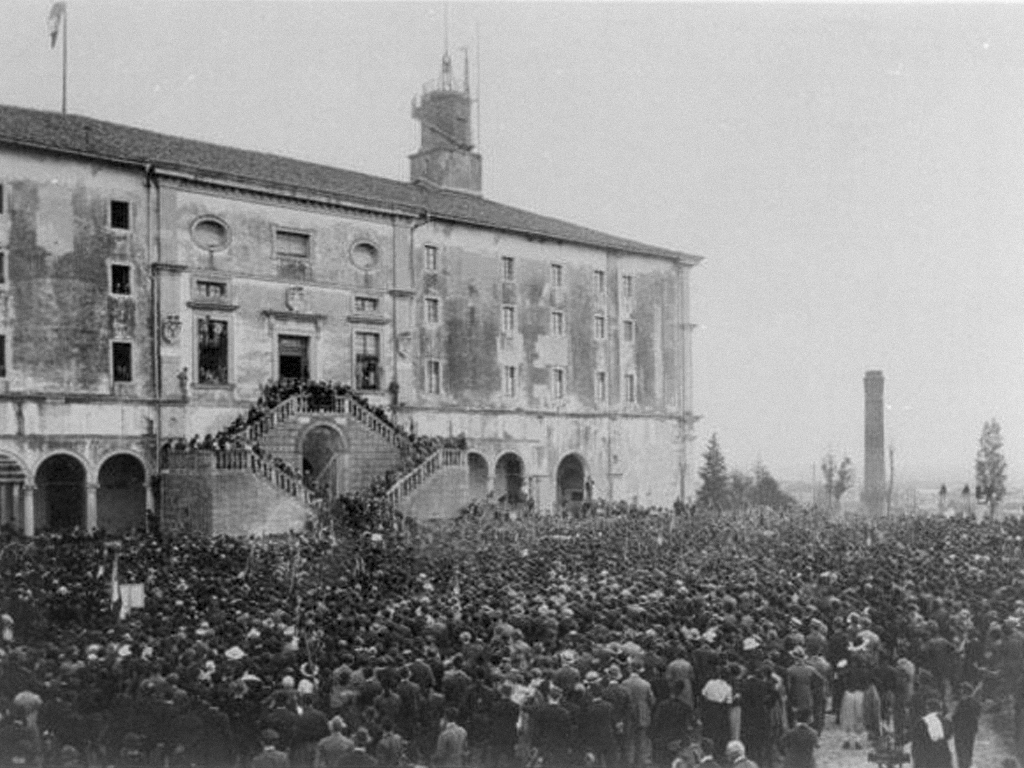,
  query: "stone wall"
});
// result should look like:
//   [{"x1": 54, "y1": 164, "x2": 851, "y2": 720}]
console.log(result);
[{"x1": 400, "y1": 464, "x2": 469, "y2": 521}]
